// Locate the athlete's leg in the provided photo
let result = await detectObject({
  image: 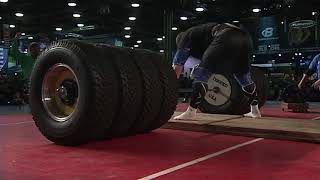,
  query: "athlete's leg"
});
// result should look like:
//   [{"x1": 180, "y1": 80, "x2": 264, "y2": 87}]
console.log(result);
[
  {"x1": 233, "y1": 72, "x2": 261, "y2": 118},
  {"x1": 174, "y1": 66, "x2": 210, "y2": 120}
]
